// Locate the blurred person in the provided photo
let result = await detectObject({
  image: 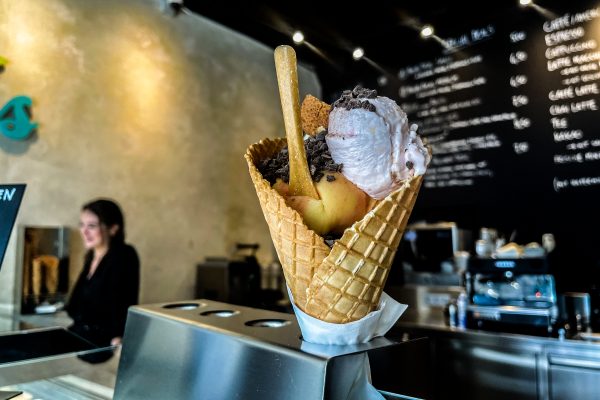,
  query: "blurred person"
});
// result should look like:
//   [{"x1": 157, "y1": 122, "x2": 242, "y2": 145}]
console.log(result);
[{"x1": 66, "y1": 198, "x2": 139, "y2": 361}]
